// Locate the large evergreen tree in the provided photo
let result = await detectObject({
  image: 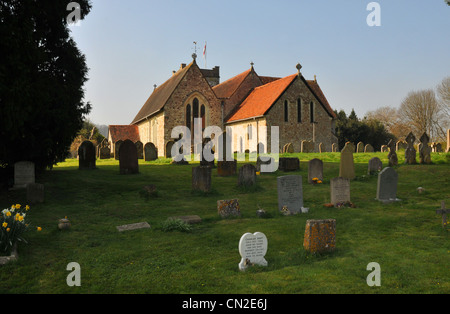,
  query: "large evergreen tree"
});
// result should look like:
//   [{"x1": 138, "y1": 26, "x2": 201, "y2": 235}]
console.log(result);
[{"x1": 0, "y1": 1, "x2": 92, "y2": 172}]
